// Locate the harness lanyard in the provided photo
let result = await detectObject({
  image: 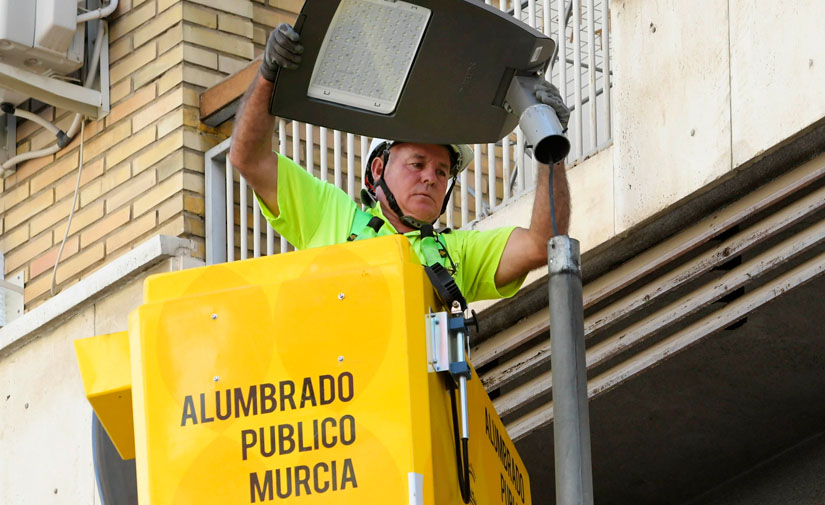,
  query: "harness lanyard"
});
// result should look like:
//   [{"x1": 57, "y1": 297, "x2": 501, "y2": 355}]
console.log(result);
[
  {"x1": 420, "y1": 235, "x2": 444, "y2": 266},
  {"x1": 419, "y1": 224, "x2": 457, "y2": 275}
]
